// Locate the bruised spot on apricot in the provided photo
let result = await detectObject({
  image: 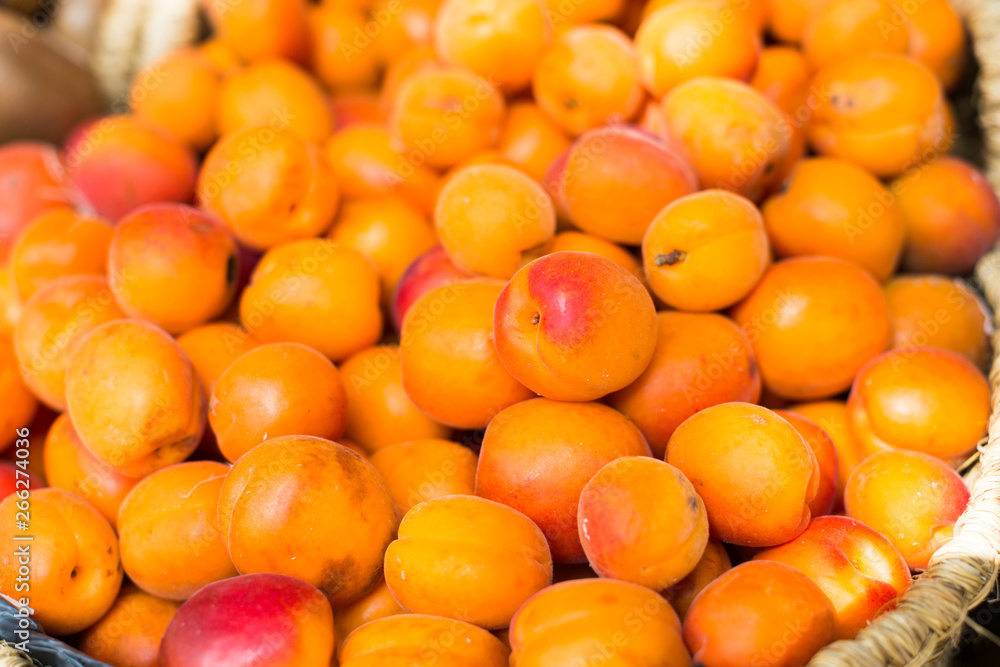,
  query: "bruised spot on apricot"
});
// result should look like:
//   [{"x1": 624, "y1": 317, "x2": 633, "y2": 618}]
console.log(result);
[{"x1": 654, "y1": 250, "x2": 686, "y2": 267}]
